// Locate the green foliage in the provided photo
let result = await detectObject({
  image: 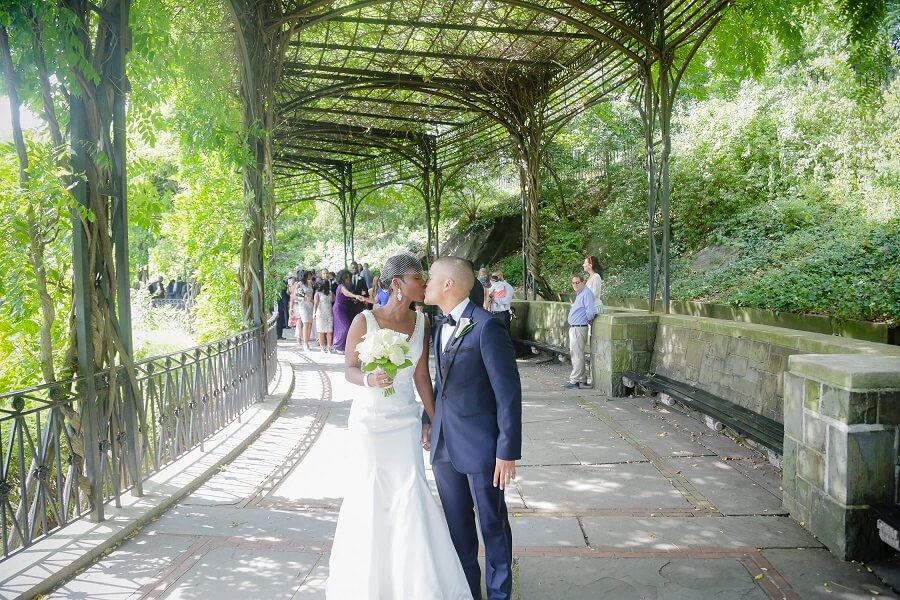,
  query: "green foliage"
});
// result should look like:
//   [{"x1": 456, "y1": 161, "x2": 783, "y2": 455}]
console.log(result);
[
  {"x1": 128, "y1": 0, "x2": 248, "y2": 341},
  {"x1": 498, "y1": 254, "x2": 523, "y2": 286},
  {"x1": 443, "y1": 160, "x2": 515, "y2": 225},
  {"x1": 453, "y1": 8, "x2": 898, "y2": 326},
  {"x1": 0, "y1": 140, "x2": 72, "y2": 390},
  {"x1": 539, "y1": 221, "x2": 587, "y2": 291},
  {"x1": 150, "y1": 153, "x2": 246, "y2": 340},
  {"x1": 729, "y1": 219, "x2": 899, "y2": 320}
]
